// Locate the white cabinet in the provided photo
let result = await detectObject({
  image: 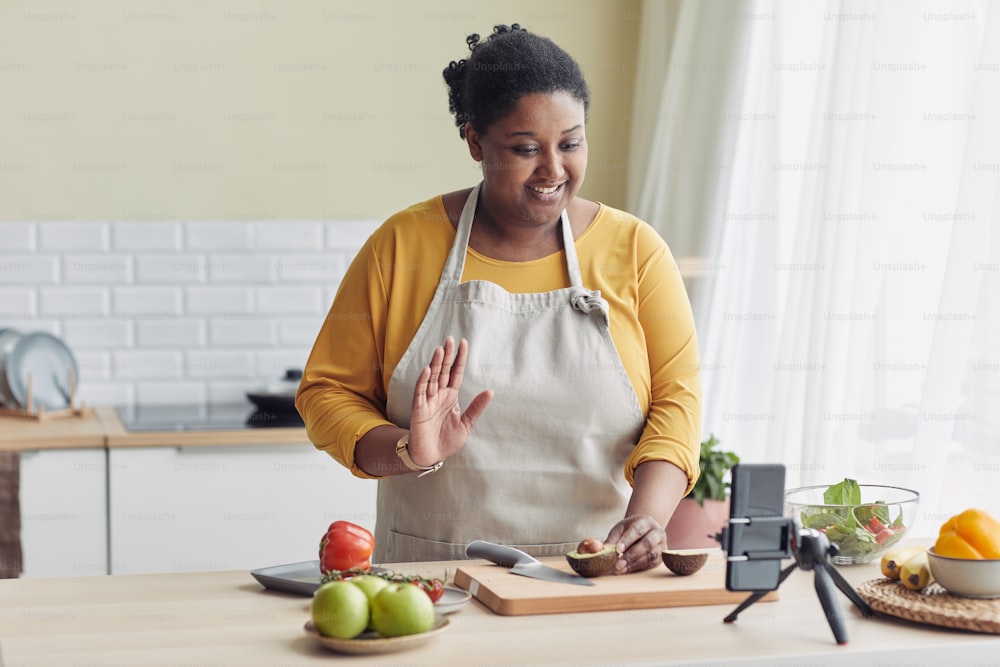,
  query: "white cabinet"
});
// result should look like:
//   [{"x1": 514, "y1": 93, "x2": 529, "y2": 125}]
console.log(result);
[
  {"x1": 16, "y1": 442, "x2": 377, "y2": 578},
  {"x1": 108, "y1": 444, "x2": 377, "y2": 575},
  {"x1": 19, "y1": 449, "x2": 108, "y2": 578}
]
